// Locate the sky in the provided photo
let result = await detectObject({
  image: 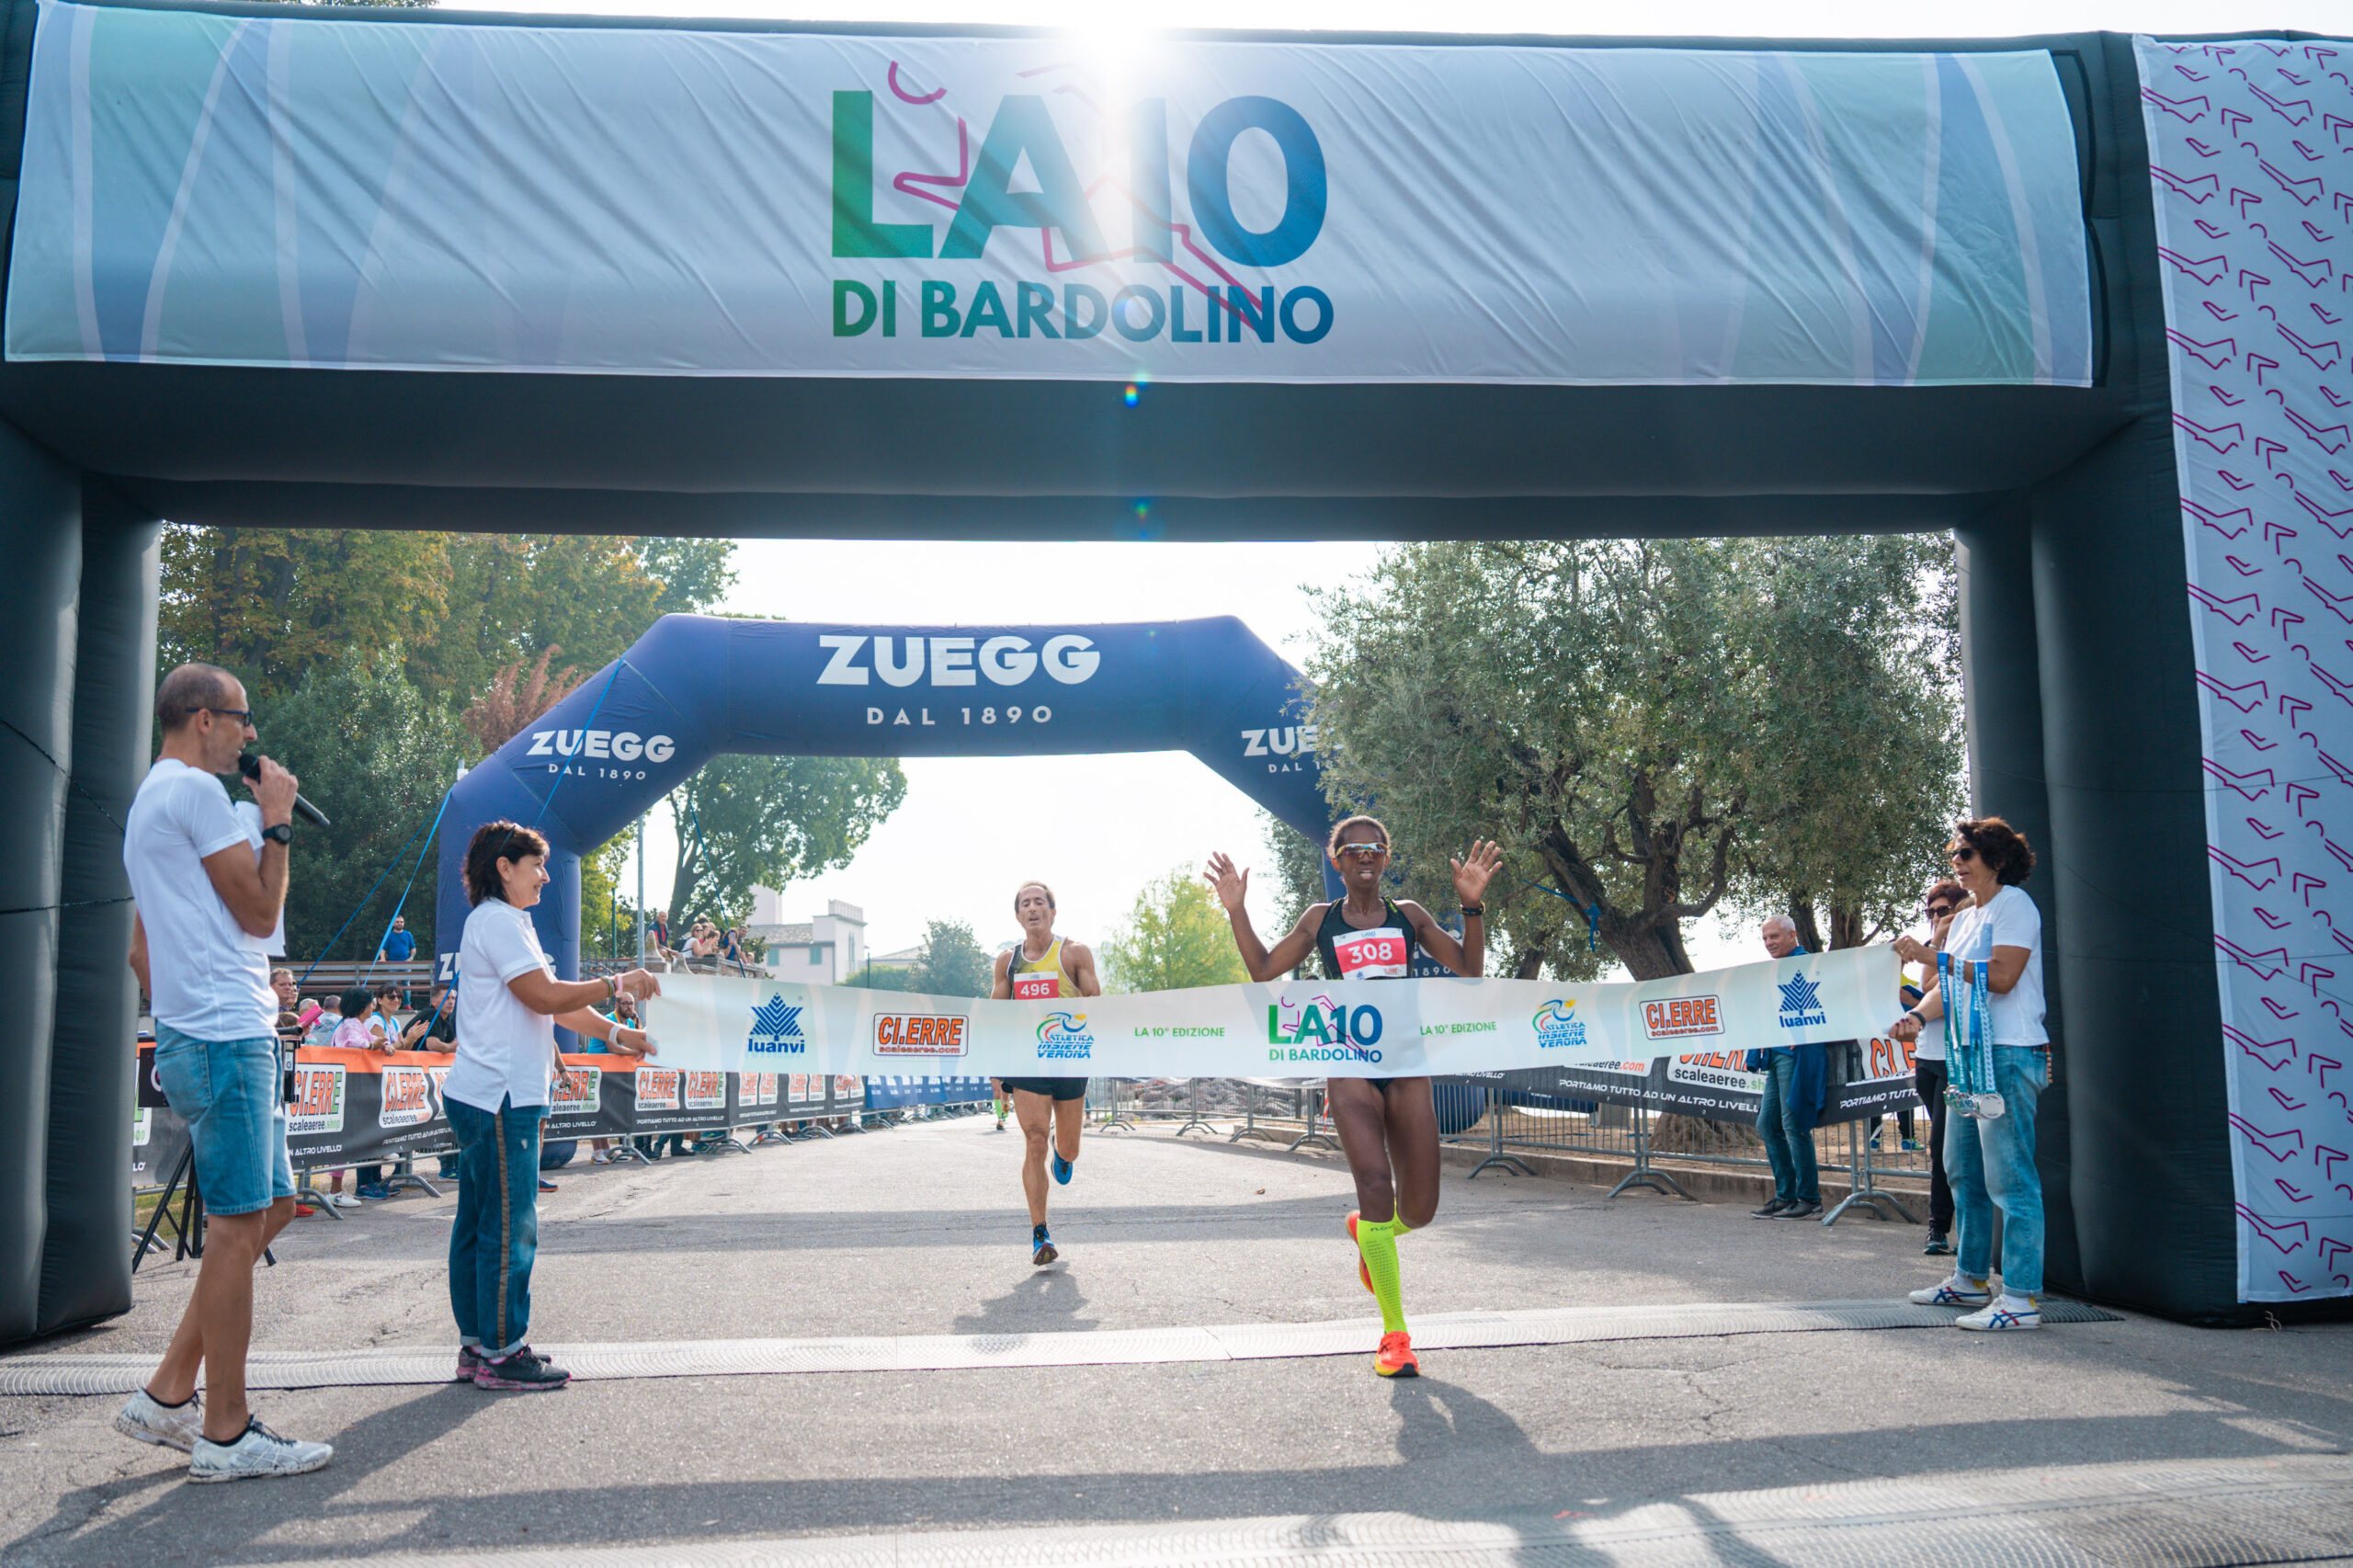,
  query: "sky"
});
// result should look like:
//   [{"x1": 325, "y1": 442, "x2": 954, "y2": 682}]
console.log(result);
[{"x1": 537, "y1": 0, "x2": 2326, "y2": 977}]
